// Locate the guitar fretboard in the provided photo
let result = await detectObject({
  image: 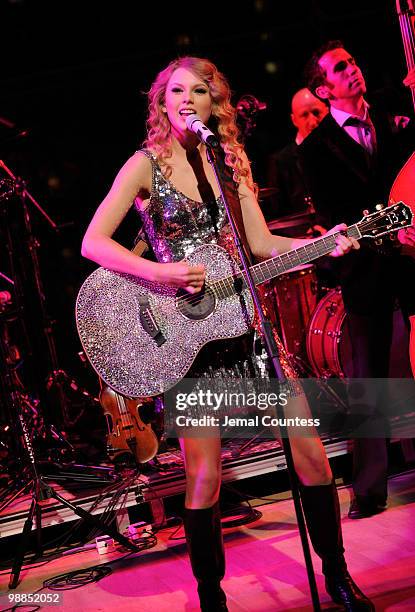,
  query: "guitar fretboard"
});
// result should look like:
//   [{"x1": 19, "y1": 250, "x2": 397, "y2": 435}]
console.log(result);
[{"x1": 212, "y1": 225, "x2": 361, "y2": 299}]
